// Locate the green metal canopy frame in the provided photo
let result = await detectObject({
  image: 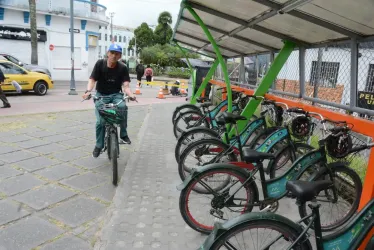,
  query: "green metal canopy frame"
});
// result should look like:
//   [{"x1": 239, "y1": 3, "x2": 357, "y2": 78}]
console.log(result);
[{"x1": 172, "y1": 0, "x2": 233, "y2": 112}]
